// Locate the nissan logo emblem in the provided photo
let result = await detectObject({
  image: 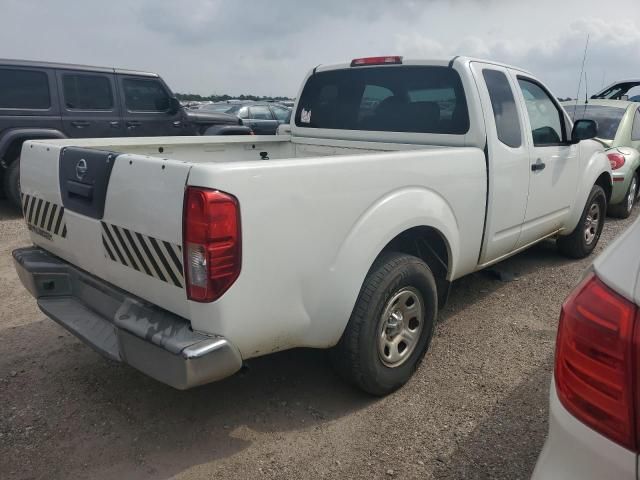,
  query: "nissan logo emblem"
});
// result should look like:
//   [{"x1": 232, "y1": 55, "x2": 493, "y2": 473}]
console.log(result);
[{"x1": 75, "y1": 159, "x2": 88, "y2": 181}]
